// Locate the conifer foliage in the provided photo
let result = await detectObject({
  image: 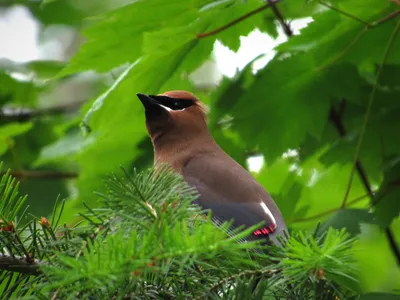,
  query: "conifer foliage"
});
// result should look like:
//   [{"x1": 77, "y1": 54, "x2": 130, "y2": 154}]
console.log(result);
[{"x1": 1, "y1": 167, "x2": 361, "y2": 299}]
